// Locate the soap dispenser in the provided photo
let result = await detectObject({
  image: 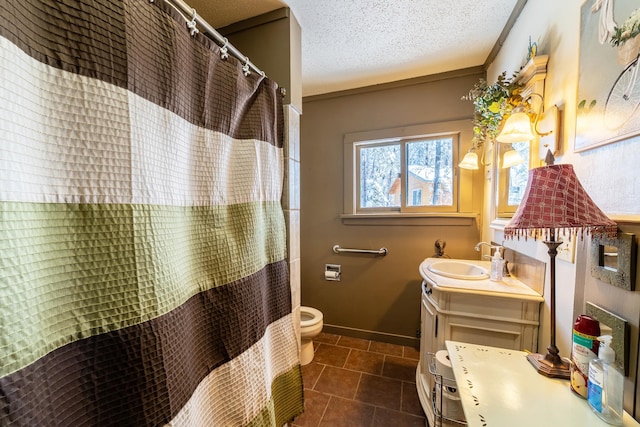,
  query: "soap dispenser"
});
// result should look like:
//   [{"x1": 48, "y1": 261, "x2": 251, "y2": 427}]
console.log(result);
[
  {"x1": 489, "y1": 247, "x2": 504, "y2": 282},
  {"x1": 587, "y1": 335, "x2": 623, "y2": 425}
]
